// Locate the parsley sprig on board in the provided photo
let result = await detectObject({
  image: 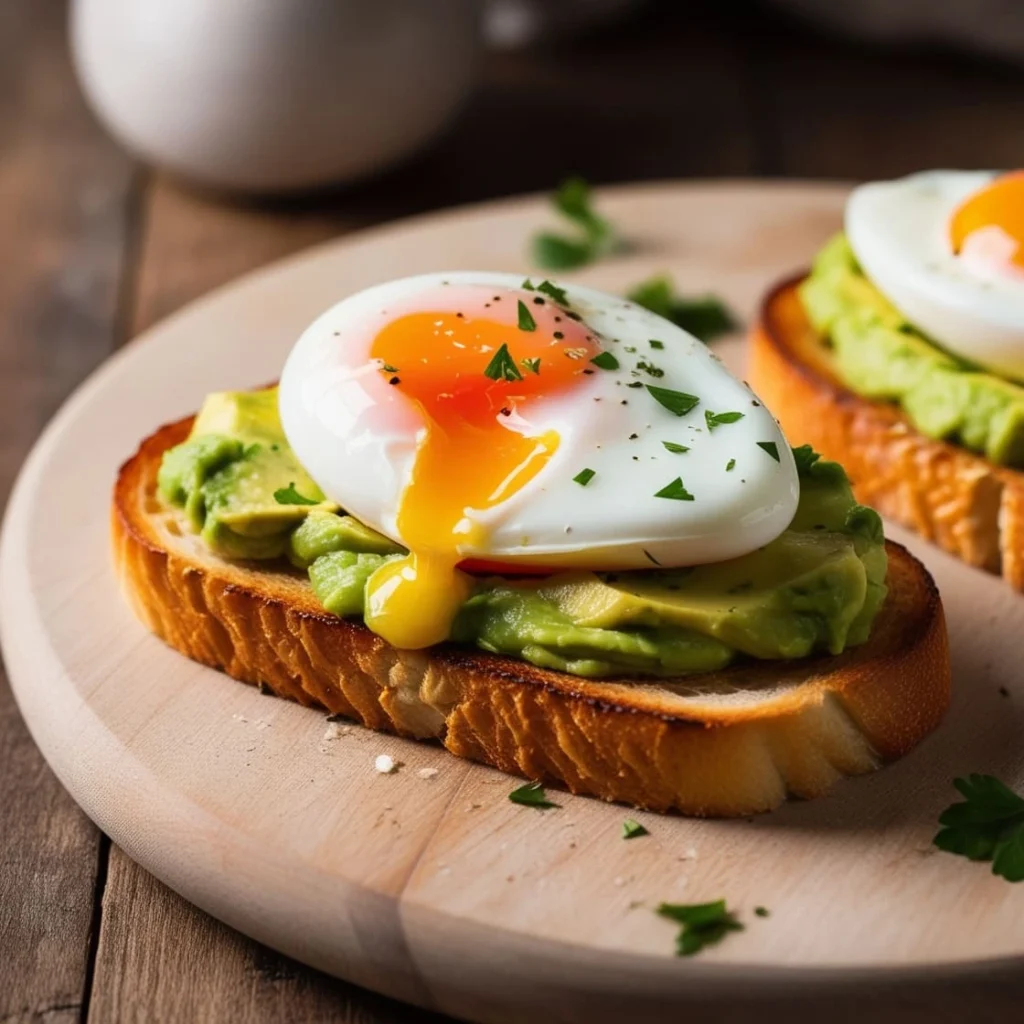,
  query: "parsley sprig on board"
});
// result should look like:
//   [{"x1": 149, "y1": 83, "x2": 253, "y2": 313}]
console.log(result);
[
  {"x1": 933, "y1": 774, "x2": 1024, "y2": 882},
  {"x1": 628, "y1": 276, "x2": 736, "y2": 342},
  {"x1": 532, "y1": 178, "x2": 619, "y2": 270},
  {"x1": 657, "y1": 900, "x2": 744, "y2": 956},
  {"x1": 508, "y1": 781, "x2": 558, "y2": 809}
]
